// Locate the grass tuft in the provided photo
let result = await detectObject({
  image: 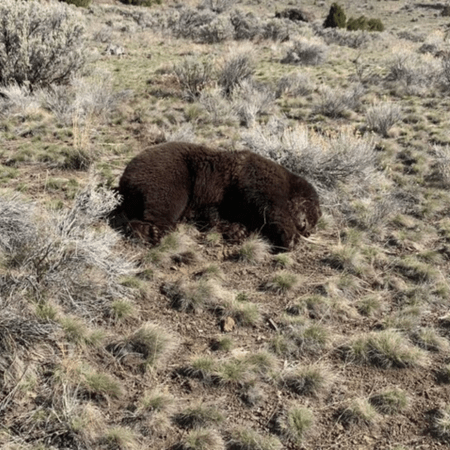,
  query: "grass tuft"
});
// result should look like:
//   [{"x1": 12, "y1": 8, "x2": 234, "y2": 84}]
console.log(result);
[
  {"x1": 343, "y1": 330, "x2": 427, "y2": 368},
  {"x1": 369, "y1": 389, "x2": 409, "y2": 415},
  {"x1": 411, "y1": 328, "x2": 450, "y2": 352},
  {"x1": 281, "y1": 364, "x2": 332, "y2": 397},
  {"x1": 266, "y1": 271, "x2": 299, "y2": 294},
  {"x1": 275, "y1": 406, "x2": 314, "y2": 445},
  {"x1": 227, "y1": 427, "x2": 282, "y2": 450},
  {"x1": 125, "y1": 323, "x2": 177, "y2": 369},
  {"x1": 339, "y1": 398, "x2": 379, "y2": 428},
  {"x1": 177, "y1": 428, "x2": 225, "y2": 450},
  {"x1": 238, "y1": 235, "x2": 271, "y2": 264},
  {"x1": 432, "y1": 405, "x2": 450, "y2": 441},
  {"x1": 174, "y1": 403, "x2": 225, "y2": 430}
]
